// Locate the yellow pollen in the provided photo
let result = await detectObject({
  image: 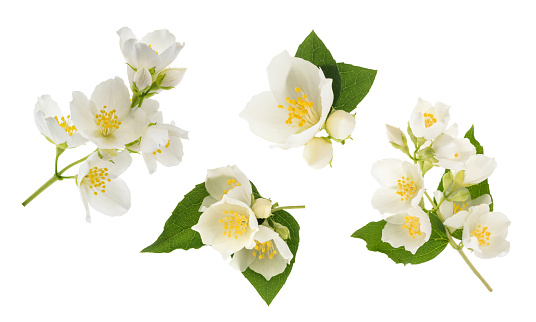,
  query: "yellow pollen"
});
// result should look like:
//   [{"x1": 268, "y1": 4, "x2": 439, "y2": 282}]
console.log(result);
[
  {"x1": 252, "y1": 240, "x2": 276, "y2": 260},
  {"x1": 453, "y1": 202, "x2": 468, "y2": 214},
  {"x1": 223, "y1": 178, "x2": 241, "y2": 195},
  {"x1": 471, "y1": 225, "x2": 491, "y2": 246},
  {"x1": 152, "y1": 140, "x2": 171, "y2": 155},
  {"x1": 395, "y1": 176, "x2": 417, "y2": 201},
  {"x1": 454, "y1": 153, "x2": 459, "y2": 158},
  {"x1": 84, "y1": 166, "x2": 109, "y2": 196},
  {"x1": 54, "y1": 115, "x2": 77, "y2": 136},
  {"x1": 221, "y1": 211, "x2": 248, "y2": 239},
  {"x1": 402, "y1": 216, "x2": 422, "y2": 239},
  {"x1": 279, "y1": 86, "x2": 315, "y2": 128},
  {"x1": 423, "y1": 113, "x2": 437, "y2": 128},
  {"x1": 148, "y1": 44, "x2": 159, "y2": 55},
  {"x1": 95, "y1": 106, "x2": 120, "y2": 136}
]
